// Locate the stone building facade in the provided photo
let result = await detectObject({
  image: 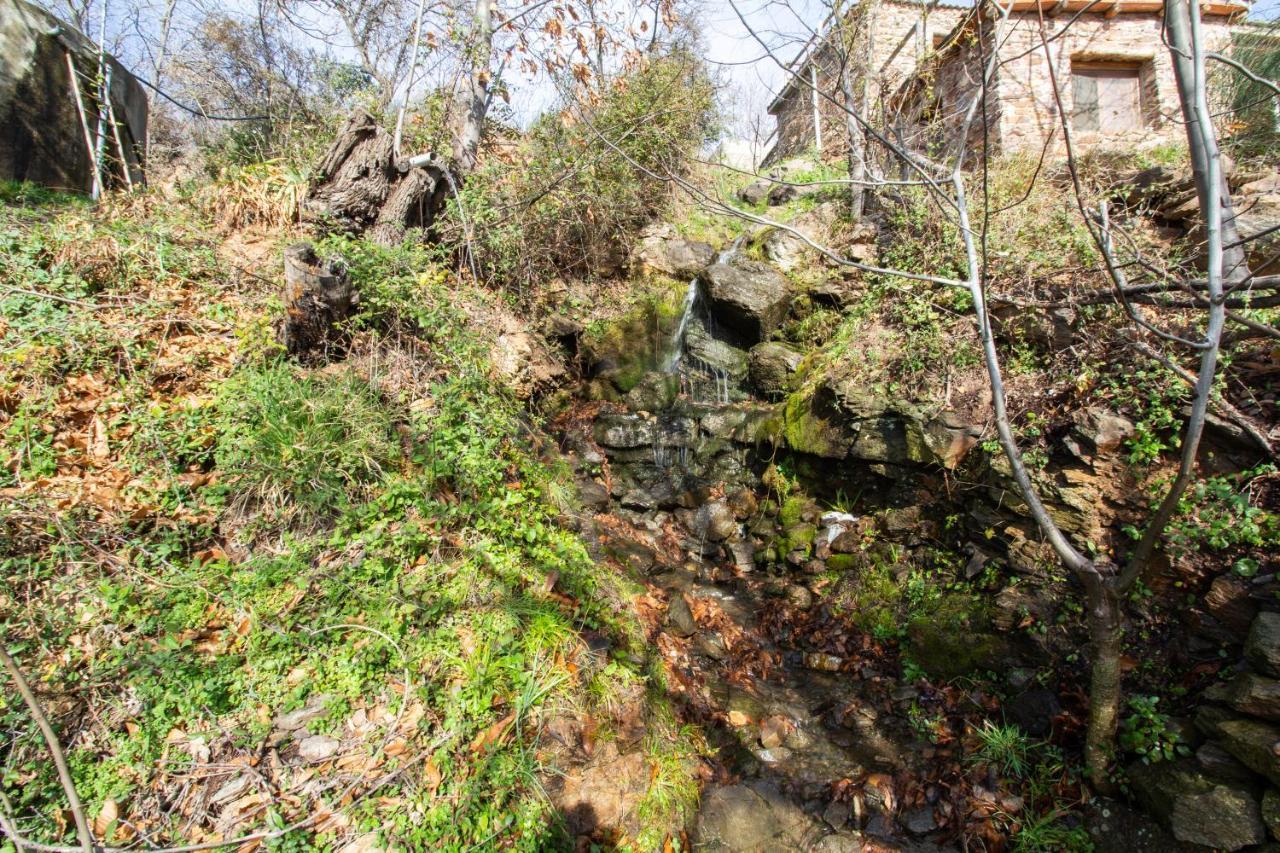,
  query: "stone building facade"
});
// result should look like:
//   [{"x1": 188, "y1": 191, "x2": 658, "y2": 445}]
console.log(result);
[{"x1": 765, "y1": 0, "x2": 1251, "y2": 165}]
